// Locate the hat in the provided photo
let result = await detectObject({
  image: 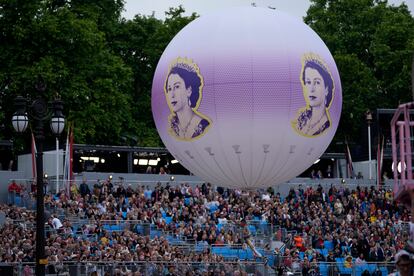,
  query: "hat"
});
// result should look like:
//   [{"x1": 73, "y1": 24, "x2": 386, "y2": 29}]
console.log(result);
[{"x1": 395, "y1": 250, "x2": 411, "y2": 263}]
